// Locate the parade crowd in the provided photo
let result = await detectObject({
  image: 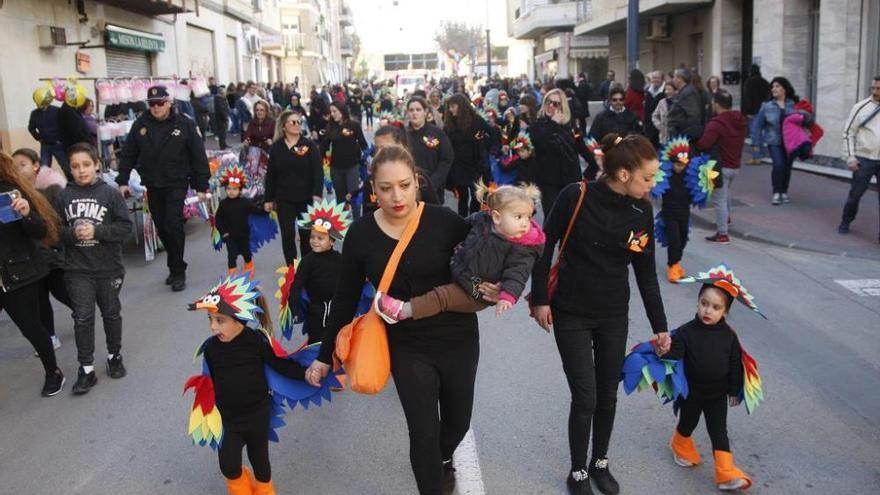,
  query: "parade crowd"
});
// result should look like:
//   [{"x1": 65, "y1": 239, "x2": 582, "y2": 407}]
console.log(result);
[{"x1": 3, "y1": 66, "x2": 880, "y2": 495}]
